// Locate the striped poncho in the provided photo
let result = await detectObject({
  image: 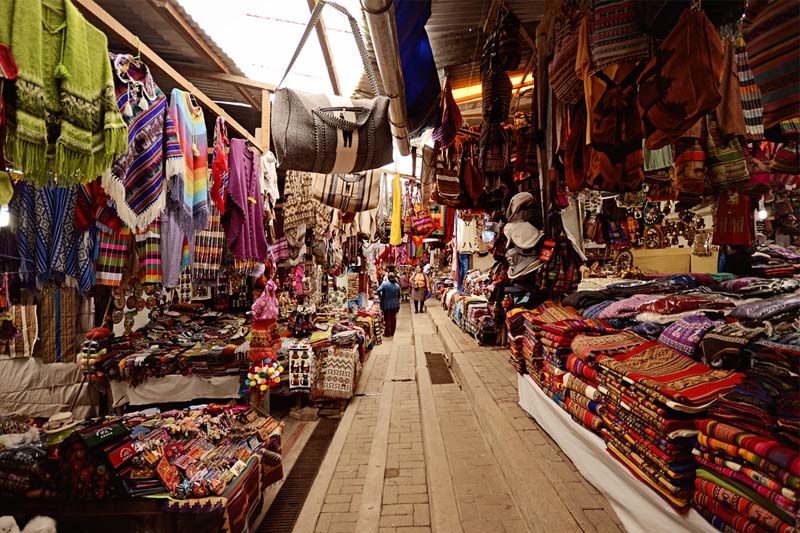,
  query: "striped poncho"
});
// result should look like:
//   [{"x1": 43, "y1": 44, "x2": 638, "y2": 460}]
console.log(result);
[{"x1": 102, "y1": 54, "x2": 183, "y2": 231}]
